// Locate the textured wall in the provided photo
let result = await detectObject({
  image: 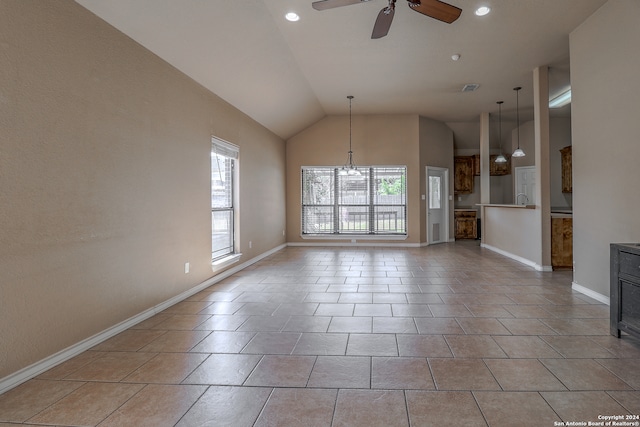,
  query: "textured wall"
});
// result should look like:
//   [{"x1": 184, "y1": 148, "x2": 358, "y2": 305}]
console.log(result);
[
  {"x1": 286, "y1": 114, "x2": 422, "y2": 244},
  {"x1": 0, "y1": 0, "x2": 286, "y2": 379},
  {"x1": 570, "y1": 0, "x2": 640, "y2": 298}
]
